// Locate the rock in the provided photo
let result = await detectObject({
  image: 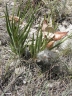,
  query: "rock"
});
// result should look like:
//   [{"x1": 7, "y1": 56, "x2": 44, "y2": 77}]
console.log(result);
[
  {"x1": 37, "y1": 49, "x2": 59, "y2": 65},
  {"x1": 58, "y1": 23, "x2": 72, "y2": 50}
]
